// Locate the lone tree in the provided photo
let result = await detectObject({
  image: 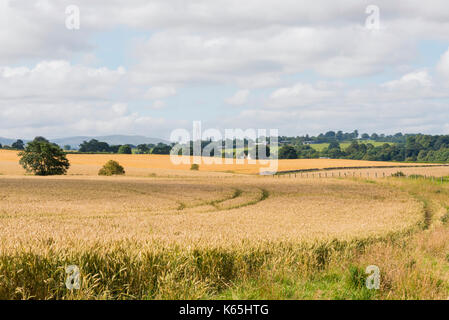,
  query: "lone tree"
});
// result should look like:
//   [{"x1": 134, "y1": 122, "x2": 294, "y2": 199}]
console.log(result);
[{"x1": 18, "y1": 137, "x2": 70, "y2": 176}]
